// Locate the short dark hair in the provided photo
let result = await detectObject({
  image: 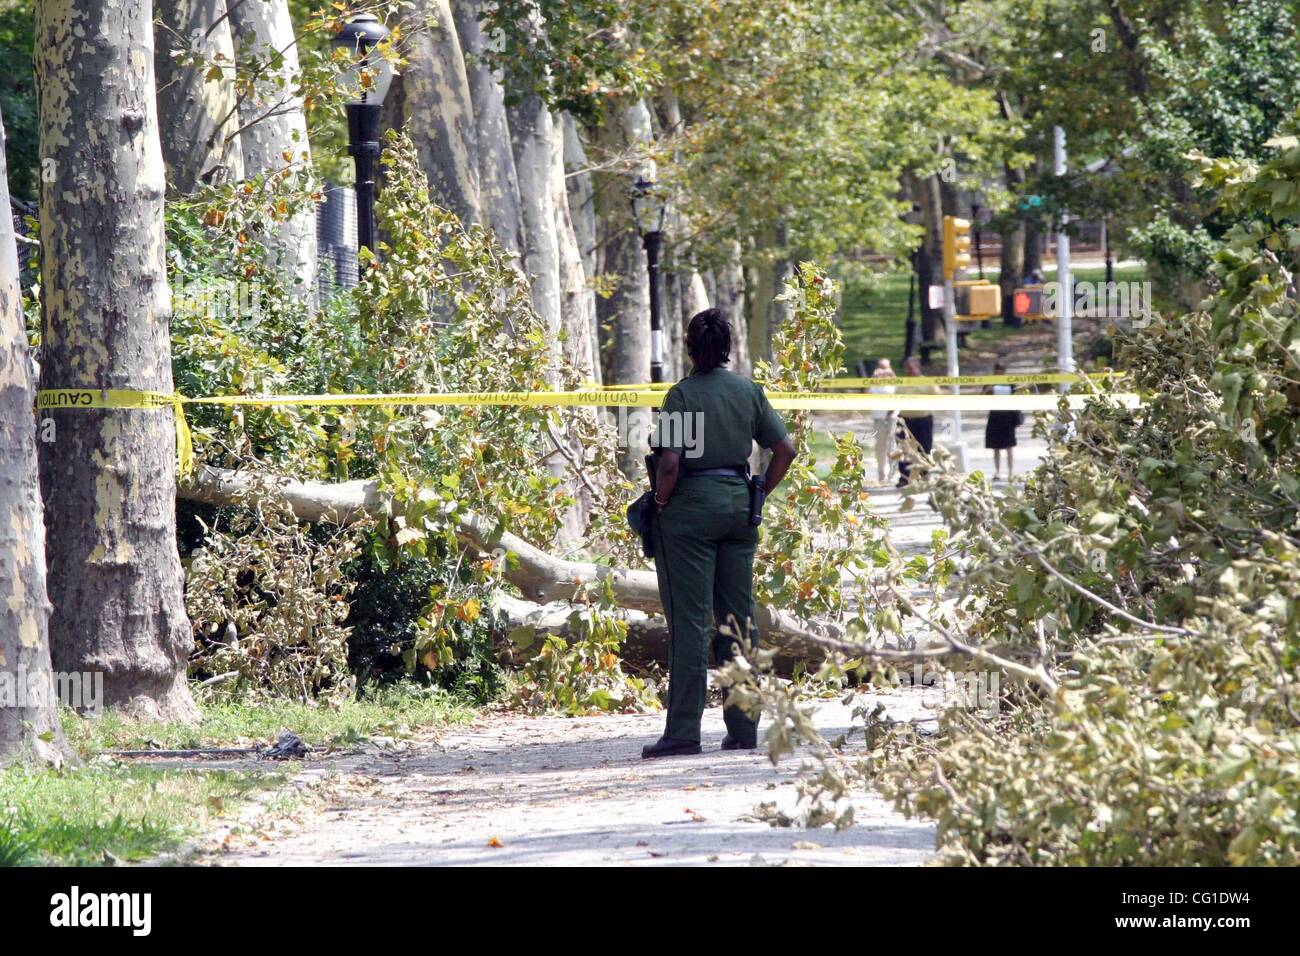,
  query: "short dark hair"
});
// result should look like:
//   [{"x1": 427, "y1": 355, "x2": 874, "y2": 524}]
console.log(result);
[{"x1": 686, "y1": 308, "x2": 731, "y2": 373}]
